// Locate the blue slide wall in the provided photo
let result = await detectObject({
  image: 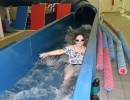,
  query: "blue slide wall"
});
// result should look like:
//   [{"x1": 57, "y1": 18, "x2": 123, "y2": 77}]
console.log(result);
[
  {"x1": 0, "y1": 13, "x2": 75, "y2": 92},
  {"x1": 0, "y1": 12, "x2": 98, "y2": 100},
  {"x1": 73, "y1": 13, "x2": 98, "y2": 100}
]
